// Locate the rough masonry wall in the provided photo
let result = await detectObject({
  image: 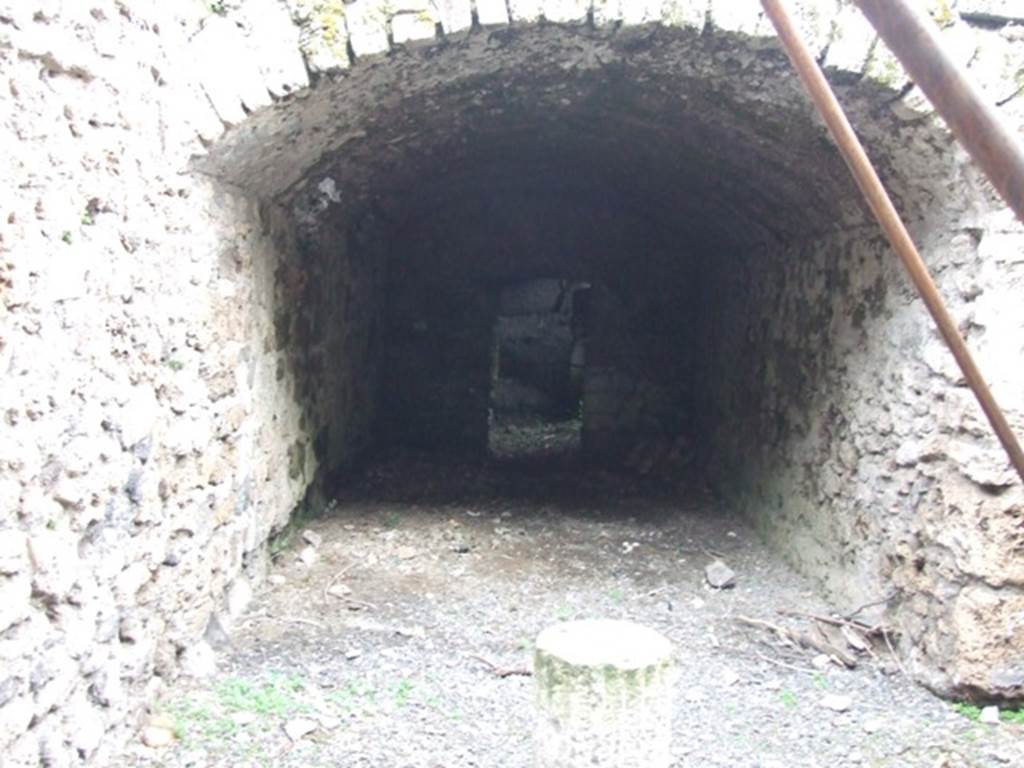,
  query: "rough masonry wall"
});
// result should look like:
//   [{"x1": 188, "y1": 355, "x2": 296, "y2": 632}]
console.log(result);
[
  {"x1": 1, "y1": 3, "x2": 319, "y2": 764},
  {"x1": 282, "y1": 211, "x2": 382, "y2": 488},
  {"x1": 698, "y1": 206, "x2": 1024, "y2": 698},
  {"x1": 492, "y1": 279, "x2": 581, "y2": 419},
  {"x1": 377, "y1": 229, "x2": 497, "y2": 454},
  {"x1": 582, "y1": 281, "x2": 696, "y2": 463}
]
